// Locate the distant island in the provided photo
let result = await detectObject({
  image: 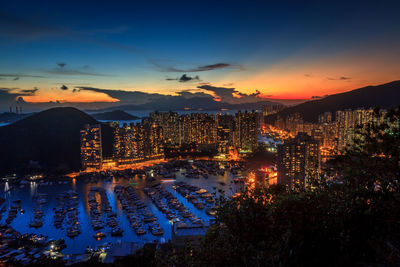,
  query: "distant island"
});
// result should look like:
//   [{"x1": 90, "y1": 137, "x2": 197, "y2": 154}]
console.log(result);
[{"x1": 91, "y1": 110, "x2": 139, "y2": 121}]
